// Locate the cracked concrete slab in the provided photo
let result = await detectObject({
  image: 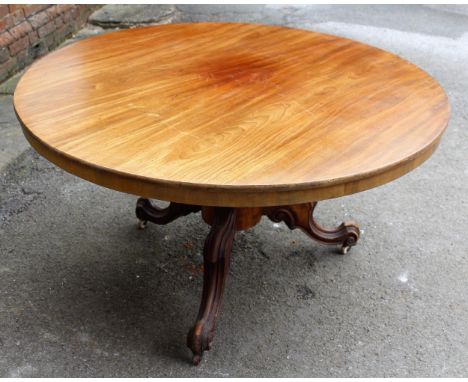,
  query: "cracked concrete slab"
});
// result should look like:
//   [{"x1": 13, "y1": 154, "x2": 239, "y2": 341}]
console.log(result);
[
  {"x1": 0, "y1": 72, "x2": 24, "y2": 96},
  {"x1": 89, "y1": 5, "x2": 179, "y2": 28},
  {"x1": 1, "y1": 4, "x2": 468, "y2": 377},
  {"x1": 0, "y1": 95, "x2": 29, "y2": 174}
]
